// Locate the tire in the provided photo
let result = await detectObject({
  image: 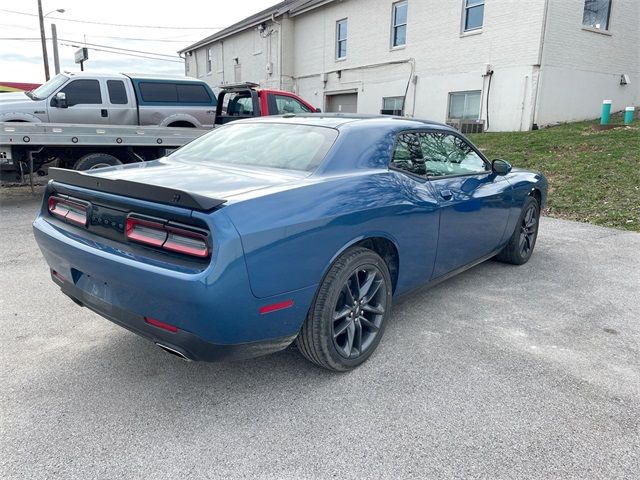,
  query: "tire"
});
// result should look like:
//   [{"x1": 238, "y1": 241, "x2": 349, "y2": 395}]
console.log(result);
[
  {"x1": 296, "y1": 247, "x2": 393, "y2": 371},
  {"x1": 496, "y1": 196, "x2": 540, "y2": 265},
  {"x1": 73, "y1": 153, "x2": 122, "y2": 171}
]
